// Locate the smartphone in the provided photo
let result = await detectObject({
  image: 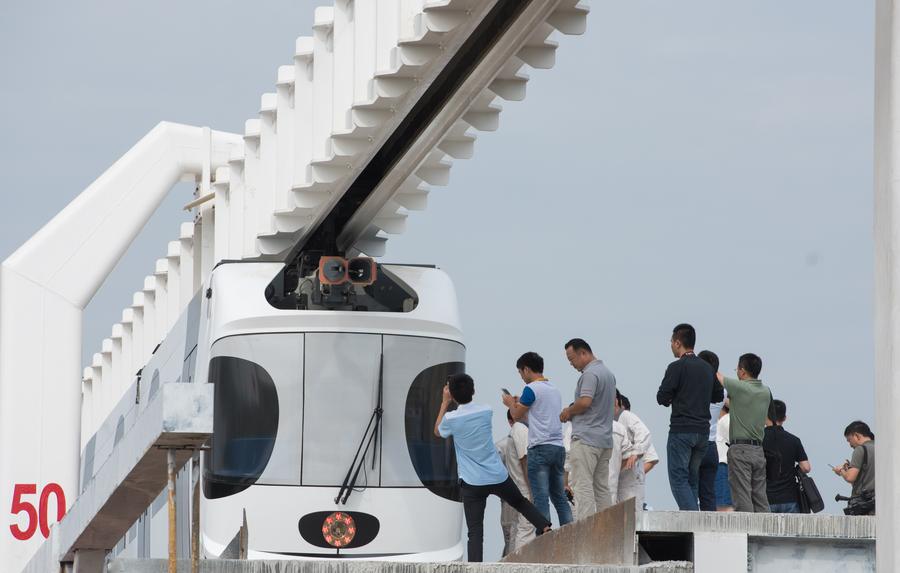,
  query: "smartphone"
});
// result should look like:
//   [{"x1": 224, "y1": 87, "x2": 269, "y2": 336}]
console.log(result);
[
  {"x1": 501, "y1": 388, "x2": 511, "y2": 396},
  {"x1": 828, "y1": 464, "x2": 836, "y2": 469}
]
